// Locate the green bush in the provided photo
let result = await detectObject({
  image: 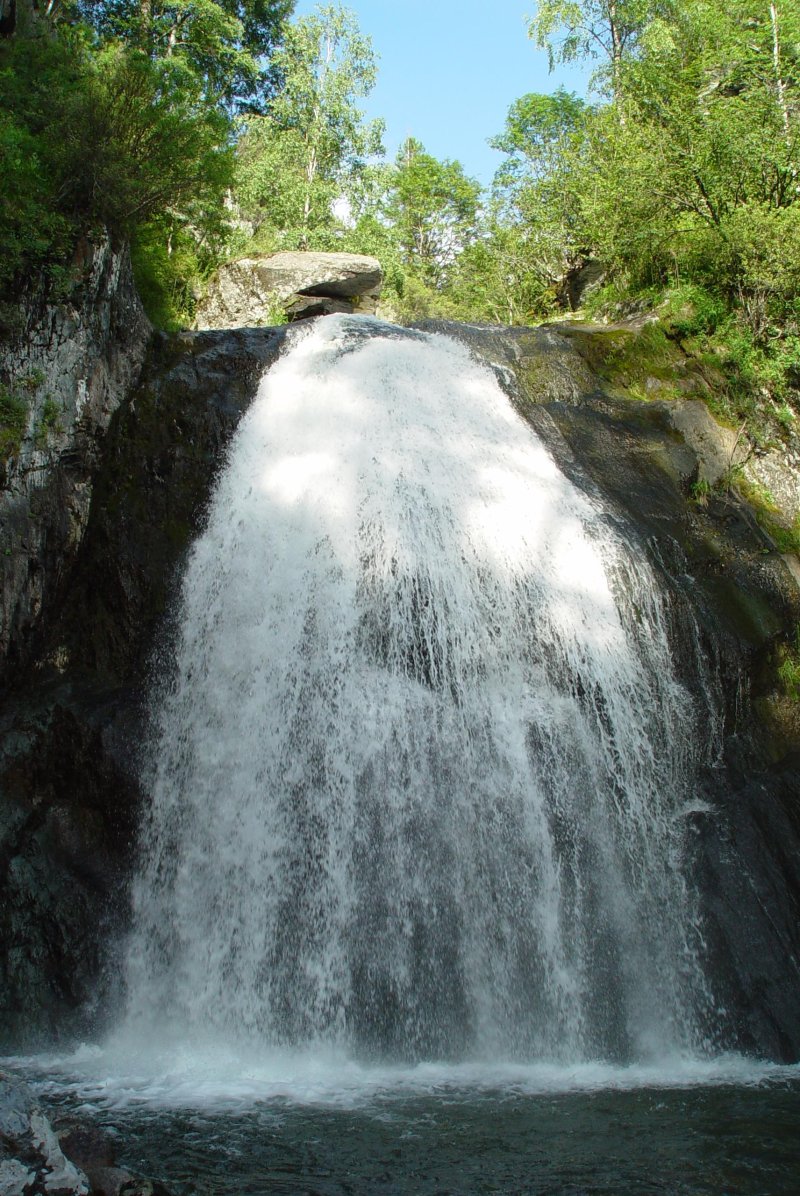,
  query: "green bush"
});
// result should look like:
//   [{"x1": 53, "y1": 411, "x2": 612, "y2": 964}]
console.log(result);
[
  {"x1": 778, "y1": 627, "x2": 800, "y2": 702},
  {"x1": 660, "y1": 284, "x2": 727, "y2": 340},
  {"x1": 0, "y1": 384, "x2": 28, "y2": 463},
  {"x1": 0, "y1": 33, "x2": 233, "y2": 315}
]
